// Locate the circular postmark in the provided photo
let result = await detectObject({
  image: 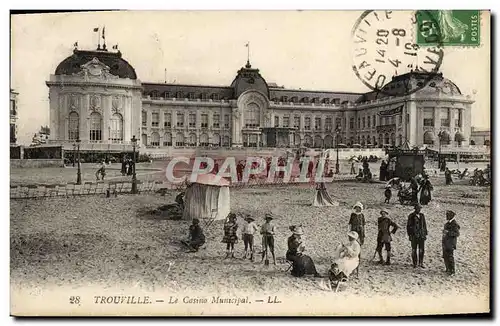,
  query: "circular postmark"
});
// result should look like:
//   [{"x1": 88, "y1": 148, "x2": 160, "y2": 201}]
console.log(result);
[{"x1": 351, "y1": 10, "x2": 444, "y2": 97}]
